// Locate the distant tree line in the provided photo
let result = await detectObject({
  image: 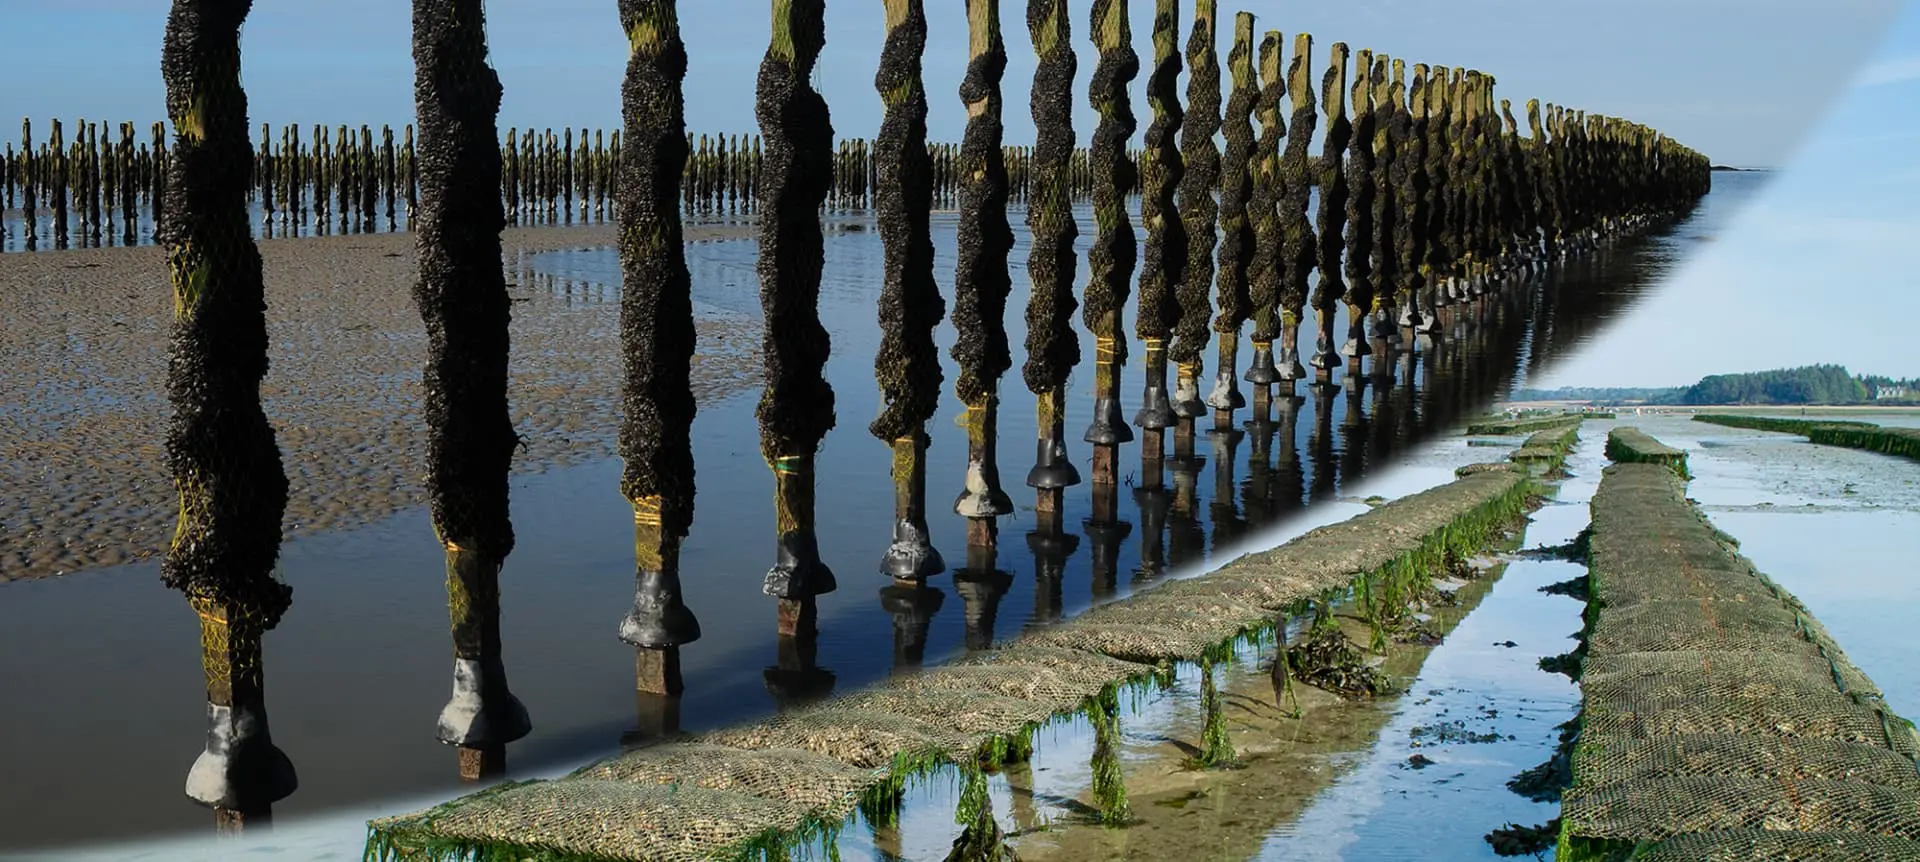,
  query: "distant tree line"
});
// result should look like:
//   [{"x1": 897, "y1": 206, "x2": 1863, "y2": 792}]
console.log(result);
[{"x1": 1517, "y1": 365, "x2": 1918, "y2": 406}]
